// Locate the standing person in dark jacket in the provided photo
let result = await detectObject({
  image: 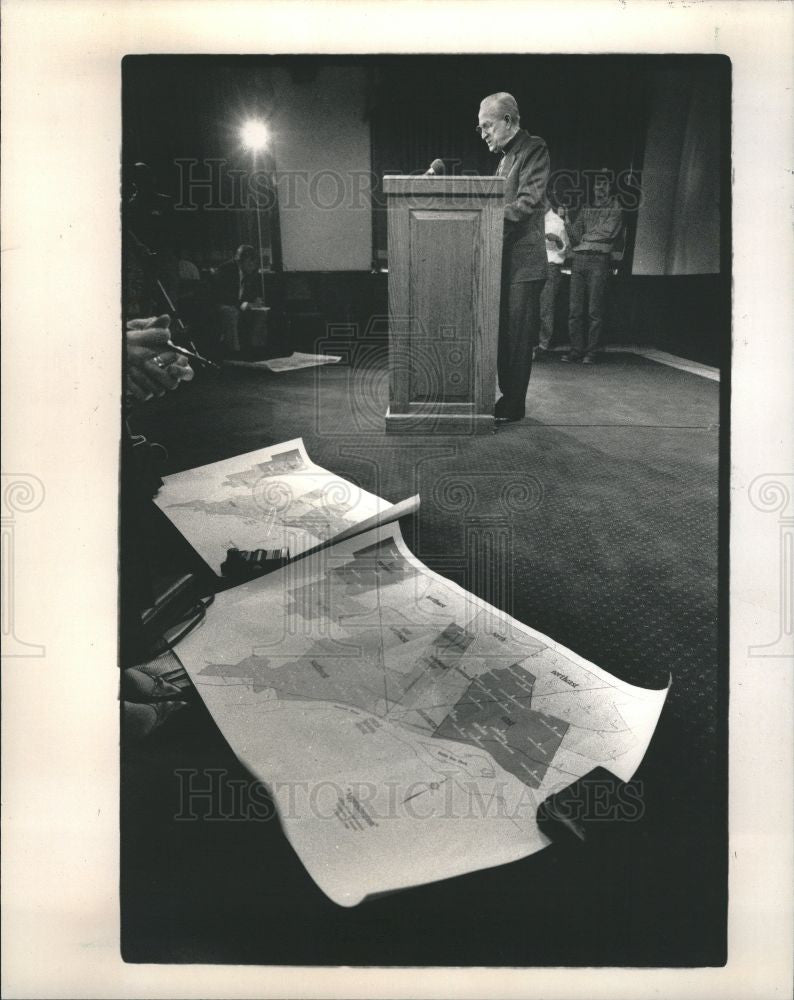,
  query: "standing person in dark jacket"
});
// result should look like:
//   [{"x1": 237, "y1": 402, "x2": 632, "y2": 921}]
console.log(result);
[
  {"x1": 477, "y1": 92, "x2": 550, "y2": 423},
  {"x1": 561, "y1": 172, "x2": 623, "y2": 364}
]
